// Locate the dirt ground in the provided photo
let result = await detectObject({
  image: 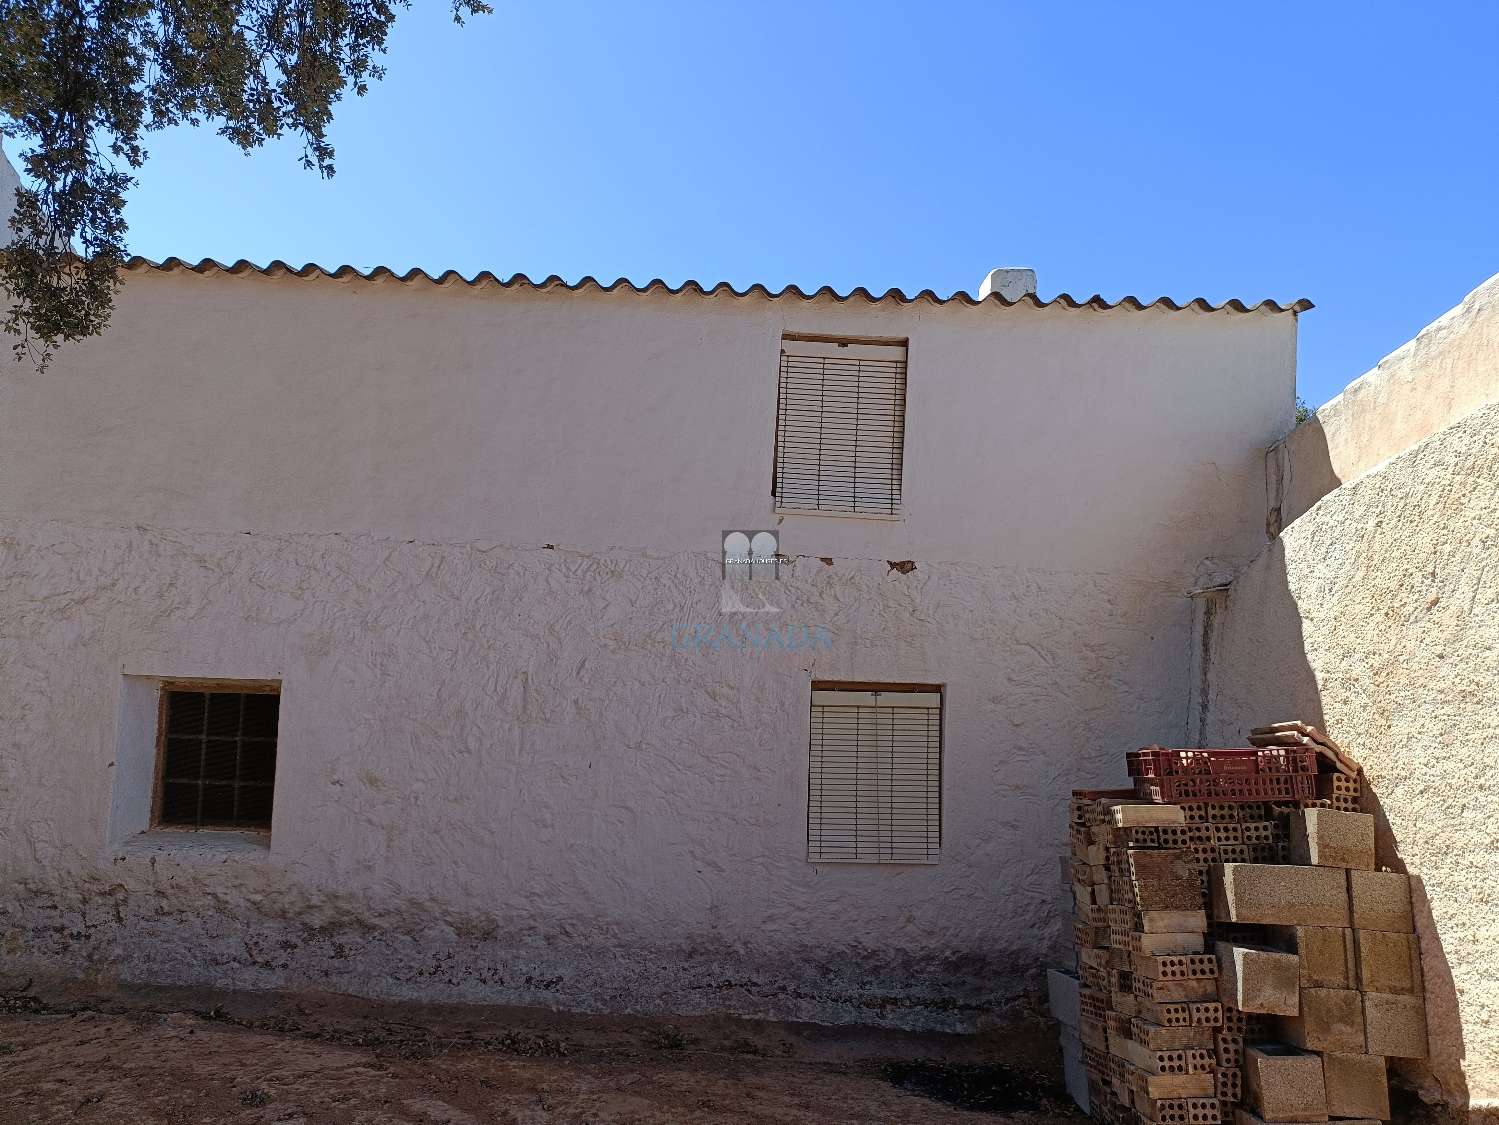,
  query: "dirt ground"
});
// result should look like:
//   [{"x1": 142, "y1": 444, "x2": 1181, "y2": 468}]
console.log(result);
[{"x1": 0, "y1": 981, "x2": 1087, "y2": 1125}]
